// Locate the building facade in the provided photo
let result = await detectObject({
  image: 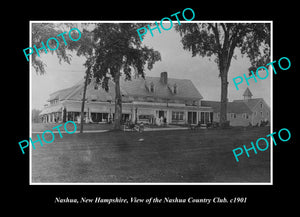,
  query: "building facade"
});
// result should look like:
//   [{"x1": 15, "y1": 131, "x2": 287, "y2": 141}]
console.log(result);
[
  {"x1": 40, "y1": 72, "x2": 214, "y2": 125},
  {"x1": 39, "y1": 73, "x2": 270, "y2": 127},
  {"x1": 201, "y1": 88, "x2": 270, "y2": 126}
]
